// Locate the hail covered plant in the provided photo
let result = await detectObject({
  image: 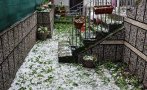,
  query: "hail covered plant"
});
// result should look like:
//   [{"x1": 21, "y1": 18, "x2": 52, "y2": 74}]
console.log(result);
[
  {"x1": 83, "y1": 55, "x2": 96, "y2": 61},
  {"x1": 38, "y1": 26, "x2": 48, "y2": 33}
]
